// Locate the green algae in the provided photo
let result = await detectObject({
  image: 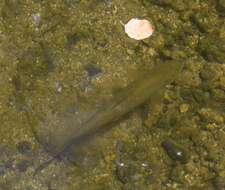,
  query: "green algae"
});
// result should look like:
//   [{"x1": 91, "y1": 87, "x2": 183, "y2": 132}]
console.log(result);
[{"x1": 0, "y1": 0, "x2": 225, "y2": 190}]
